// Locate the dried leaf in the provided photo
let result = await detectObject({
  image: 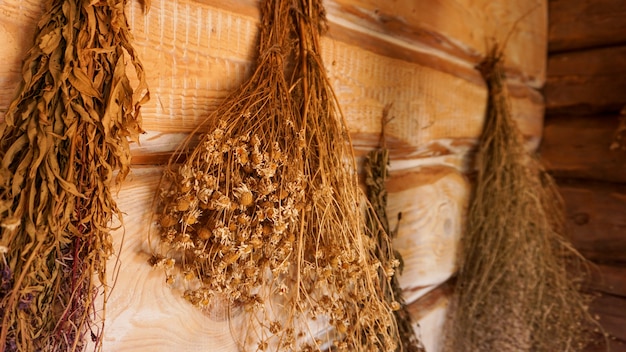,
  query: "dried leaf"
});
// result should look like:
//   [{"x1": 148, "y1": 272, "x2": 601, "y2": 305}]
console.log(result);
[{"x1": 0, "y1": 1, "x2": 148, "y2": 351}]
